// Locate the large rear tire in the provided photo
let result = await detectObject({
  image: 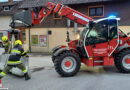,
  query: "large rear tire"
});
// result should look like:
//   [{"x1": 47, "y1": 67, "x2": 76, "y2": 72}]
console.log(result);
[
  {"x1": 54, "y1": 51, "x2": 81, "y2": 77},
  {"x1": 115, "y1": 49, "x2": 130, "y2": 73}
]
